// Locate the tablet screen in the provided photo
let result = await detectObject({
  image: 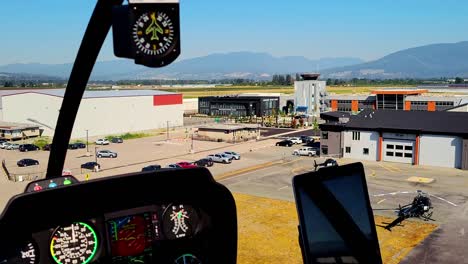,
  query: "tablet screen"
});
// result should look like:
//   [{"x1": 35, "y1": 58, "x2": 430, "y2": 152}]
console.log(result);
[{"x1": 293, "y1": 163, "x2": 381, "y2": 264}]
